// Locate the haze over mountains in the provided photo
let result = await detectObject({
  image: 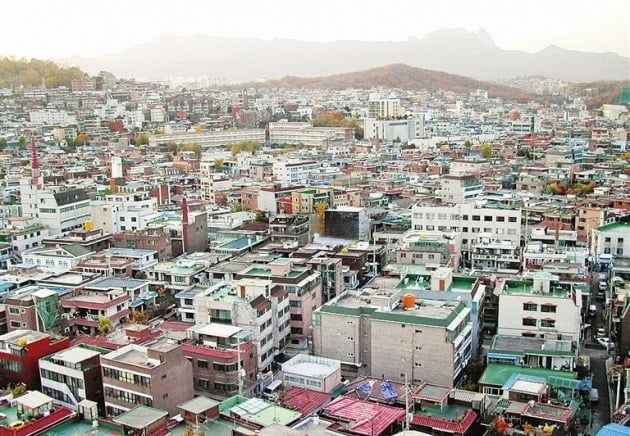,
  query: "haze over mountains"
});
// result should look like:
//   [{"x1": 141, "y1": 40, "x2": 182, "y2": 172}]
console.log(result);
[{"x1": 62, "y1": 28, "x2": 630, "y2": 83}]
